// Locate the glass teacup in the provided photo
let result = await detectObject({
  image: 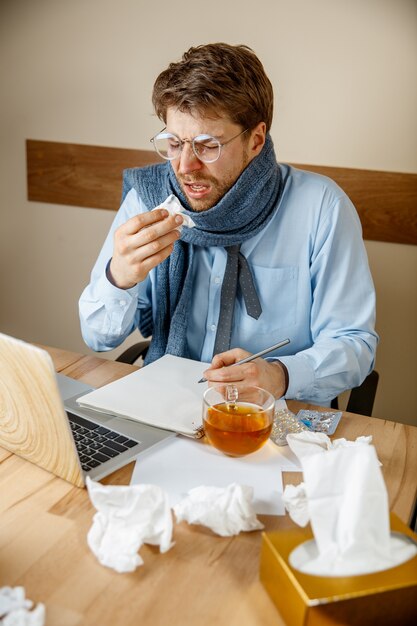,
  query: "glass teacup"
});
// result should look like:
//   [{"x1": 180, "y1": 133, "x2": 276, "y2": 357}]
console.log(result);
[{"x1": 202, "y1": 385, "x2": 275, "y2": 457}]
